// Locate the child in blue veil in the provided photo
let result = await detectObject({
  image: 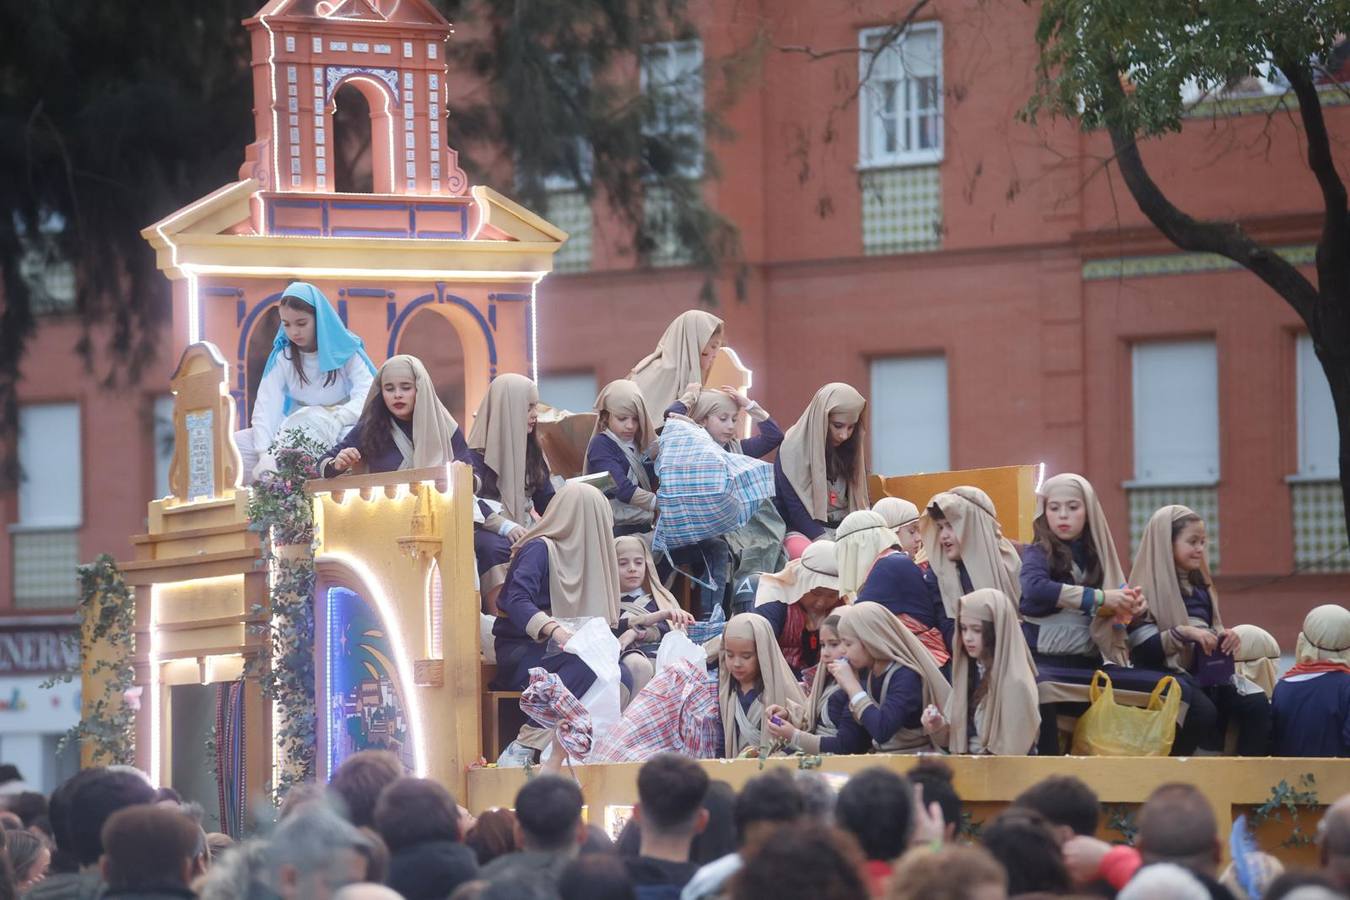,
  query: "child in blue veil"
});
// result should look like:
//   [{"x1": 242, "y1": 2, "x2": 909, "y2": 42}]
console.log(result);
[{"x1": 235, "y1": 282, "x2": 375, "y2": 482}]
